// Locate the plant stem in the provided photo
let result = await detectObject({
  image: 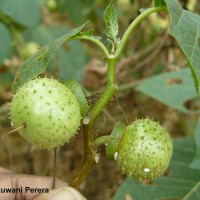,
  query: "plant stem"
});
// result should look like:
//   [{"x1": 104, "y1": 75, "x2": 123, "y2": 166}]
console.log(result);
[
  {"x1": 115, "y1": 7, "x2": 167, "y2": 59},
  {"x1": 52, "y1": 147, "x2": 57, "y2": 189},
  {"x1": 70, "y1": 56, "x2": 118, "y2": 188},
  {"x1": 94, "y1": 135, "x2": 110, "y2": 148},
  {"x1": 70, "y1": 6, "x2": 168, "y2": 189},
  {"x1": 89, "y1": 56, "x2": 118, "y2": 125},
  {"x1": 70, "y1": 124, "x2": 96, "y2": 188},
  {"x1": 71, "y1": 36, "x2": 109, "y2": 57}
]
